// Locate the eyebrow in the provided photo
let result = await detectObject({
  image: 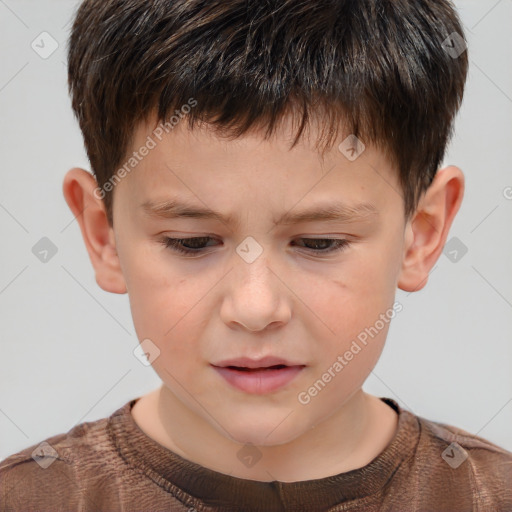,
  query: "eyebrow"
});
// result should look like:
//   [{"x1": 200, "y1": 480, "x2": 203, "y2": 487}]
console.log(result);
[{"x1": 140, "y1": 198, "x2": 379, "y2": 229}]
